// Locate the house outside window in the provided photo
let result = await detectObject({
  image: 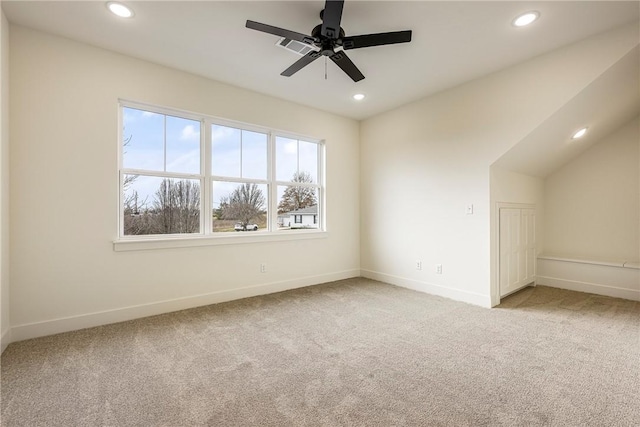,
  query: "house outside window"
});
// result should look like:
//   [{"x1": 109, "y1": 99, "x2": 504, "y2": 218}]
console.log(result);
[
  {"x1": 119, "y1": 101, "x2": 324, "y2": 241},
  {"x1": 286, "y1": 206, "x2": 318, "y2": 229}
]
